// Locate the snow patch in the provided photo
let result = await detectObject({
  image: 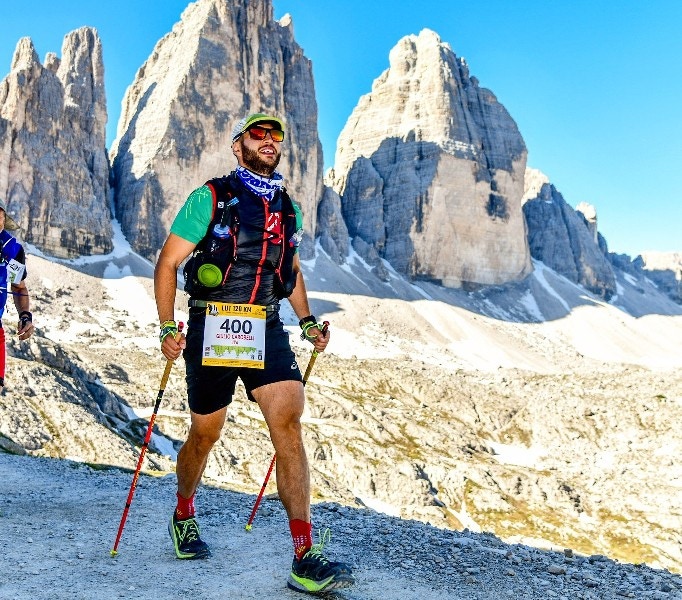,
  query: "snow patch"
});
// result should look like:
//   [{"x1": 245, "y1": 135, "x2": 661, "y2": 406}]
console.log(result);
[
  {"x1": 623, "y1": 273, "x2": 638, "y2": 286},
  {"x1": 357, "y1": 495, "x2": 402, "y2": 517},
  {"x1": 488, "y1": 440, "x2": 545, "y2": 469},
  {"x1": 101, "y1": 263, "x2": 158, "y2": 328},
  {"x1": 518, "y1": 291, "x2": 545, "y2": 322},
  {"x1": 532, "y1": 261, "x2": 571, "y2": 312}
]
